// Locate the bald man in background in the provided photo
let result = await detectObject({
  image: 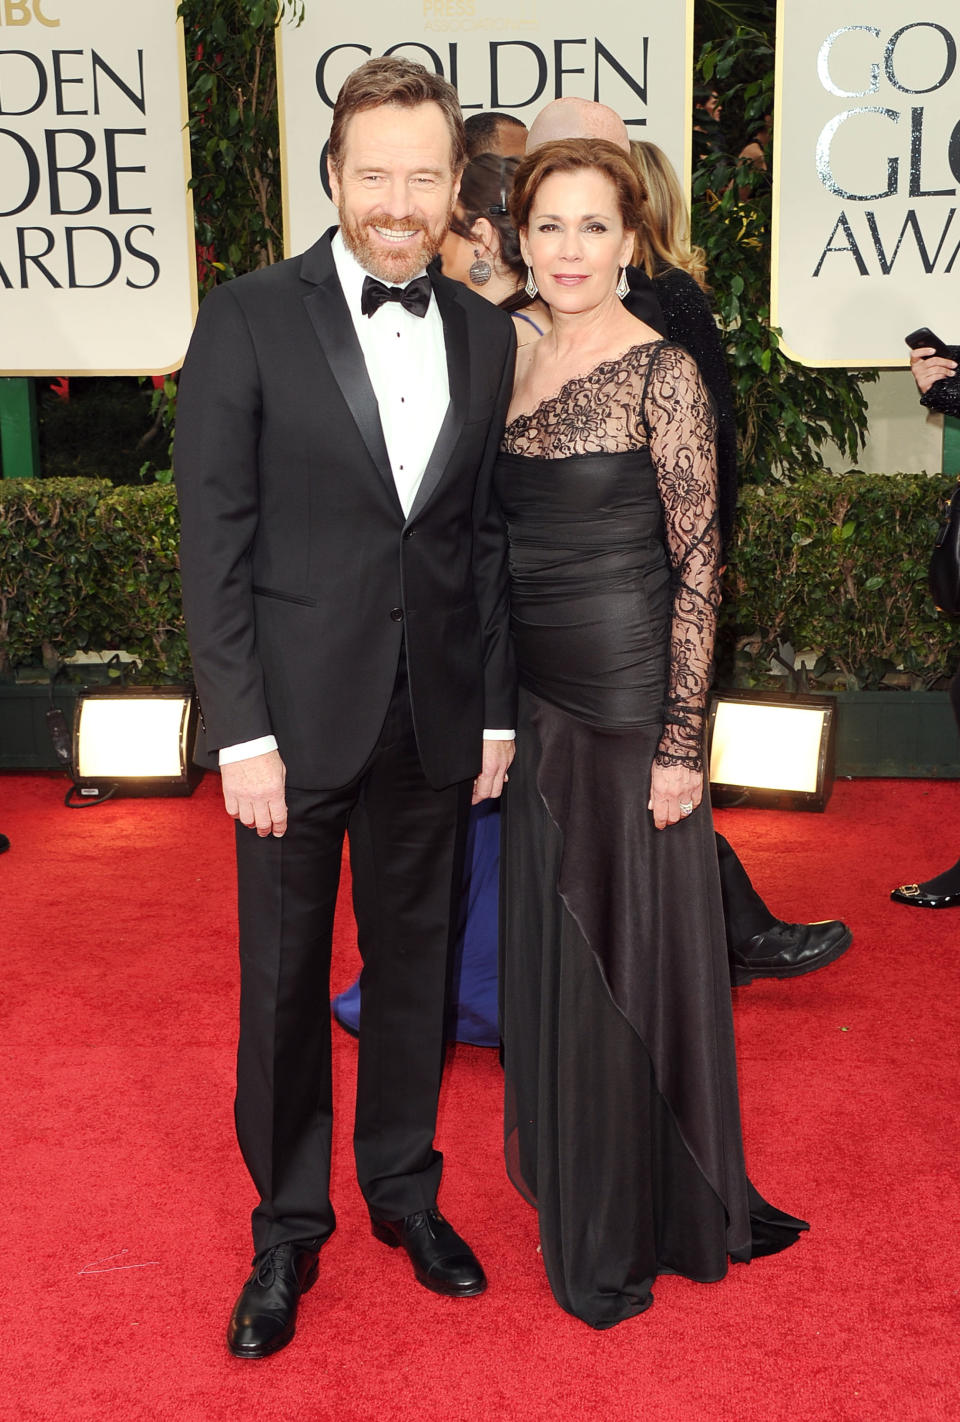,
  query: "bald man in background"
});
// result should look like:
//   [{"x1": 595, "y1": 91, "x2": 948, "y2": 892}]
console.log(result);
[
  {"x1": 525, "y1": 95, "x2": 629, "y2": 148},
  {"x1": 522, "y1": 98, "x2": 852, "y2": 988}
]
